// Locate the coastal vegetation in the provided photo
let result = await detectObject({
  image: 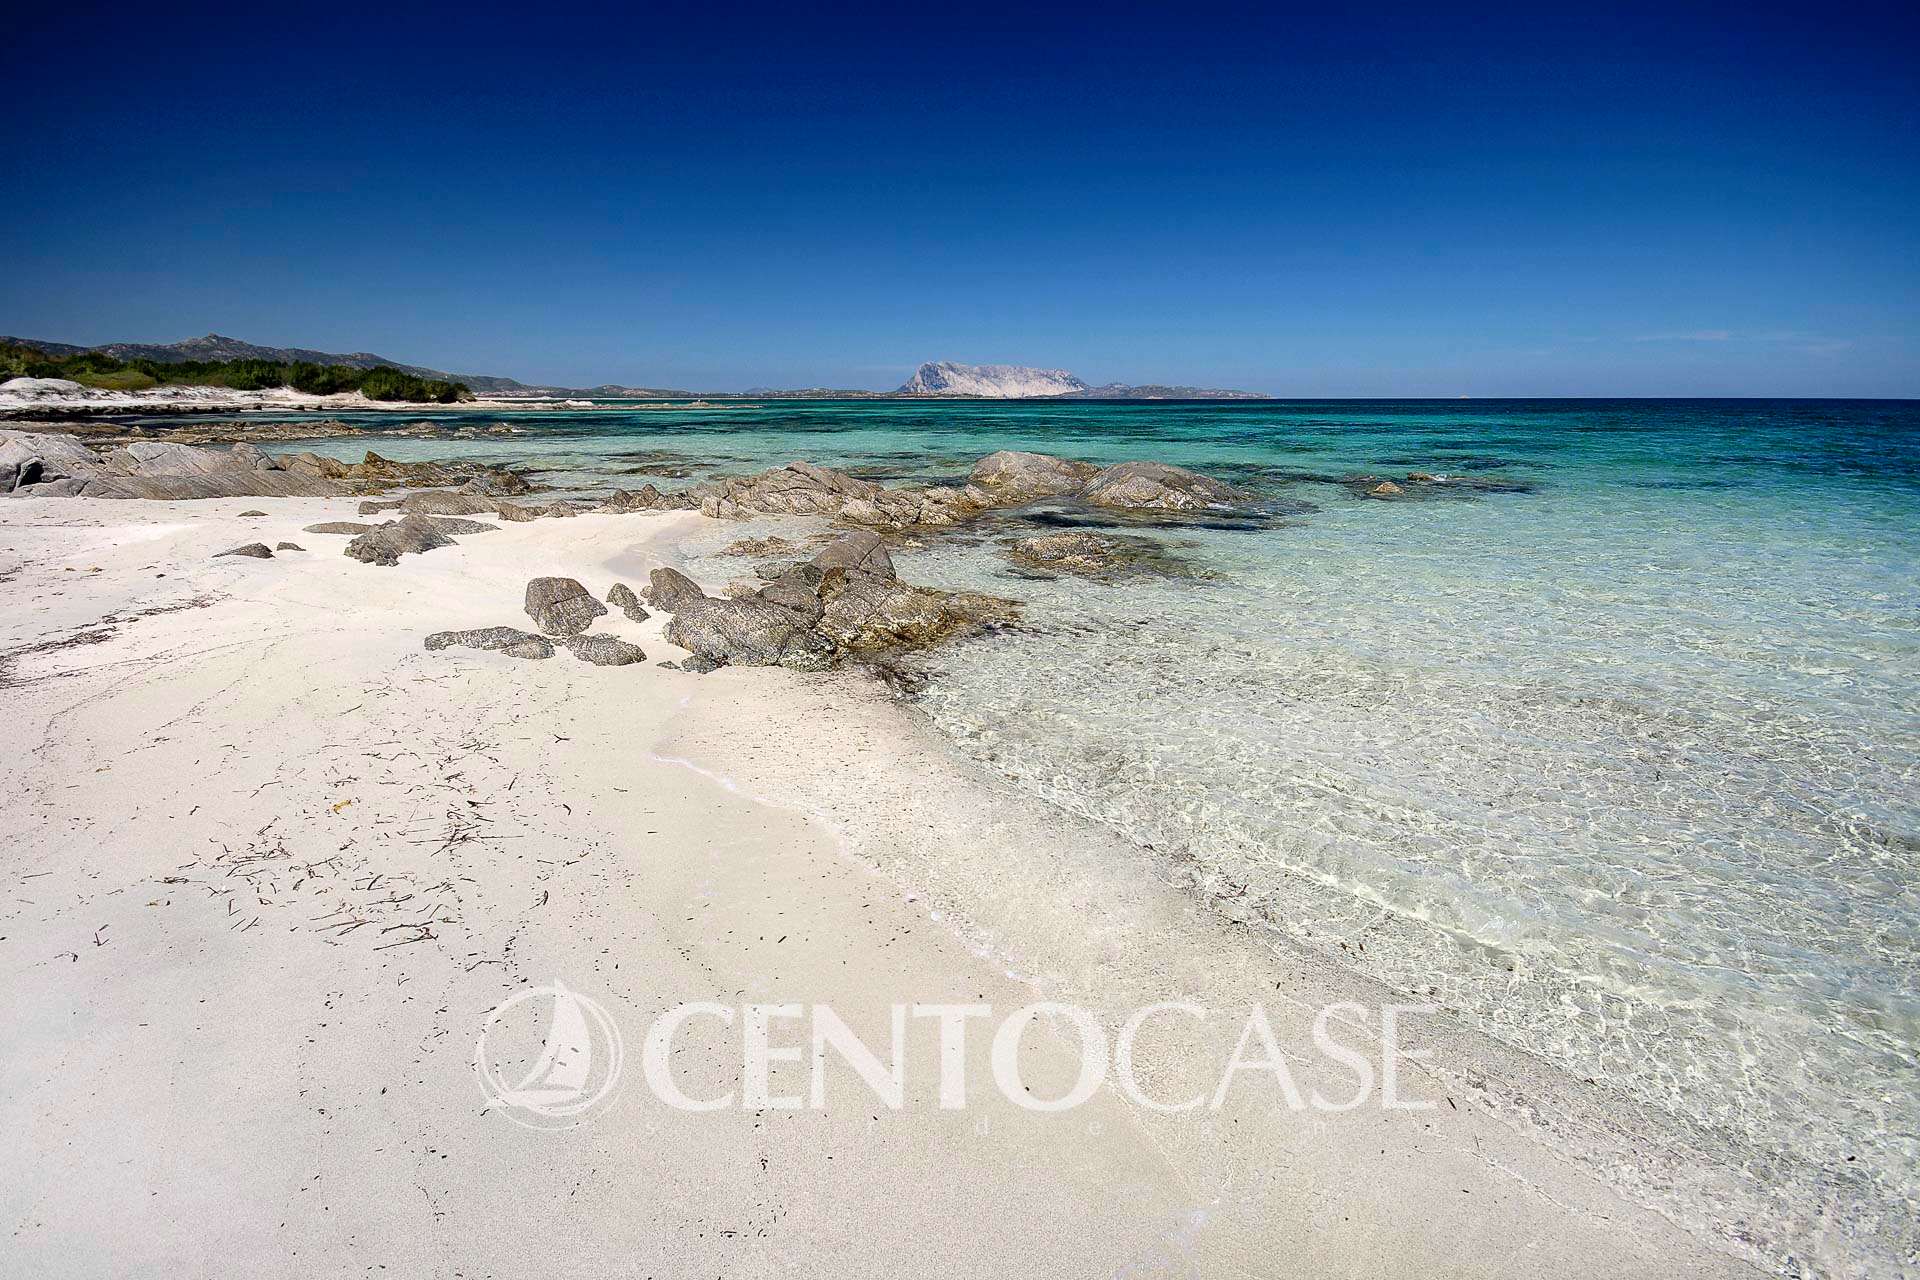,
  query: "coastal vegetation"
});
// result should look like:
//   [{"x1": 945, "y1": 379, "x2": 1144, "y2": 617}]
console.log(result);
[{"x1": 0, "y1": 341, "x2": 471, "y2": 402}]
